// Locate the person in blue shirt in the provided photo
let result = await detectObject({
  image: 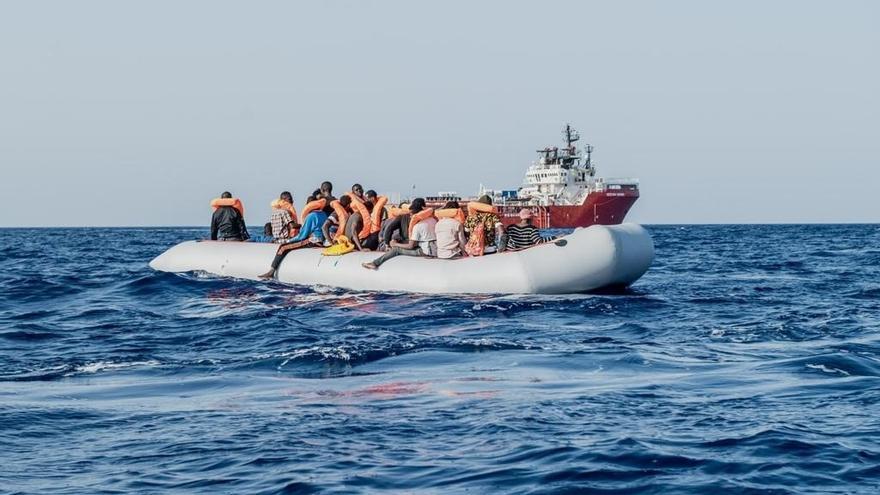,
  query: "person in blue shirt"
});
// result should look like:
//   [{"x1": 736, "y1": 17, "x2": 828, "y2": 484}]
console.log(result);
[{"x1": 258, "y1": 199, "x2": 329, "y2": 279}]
